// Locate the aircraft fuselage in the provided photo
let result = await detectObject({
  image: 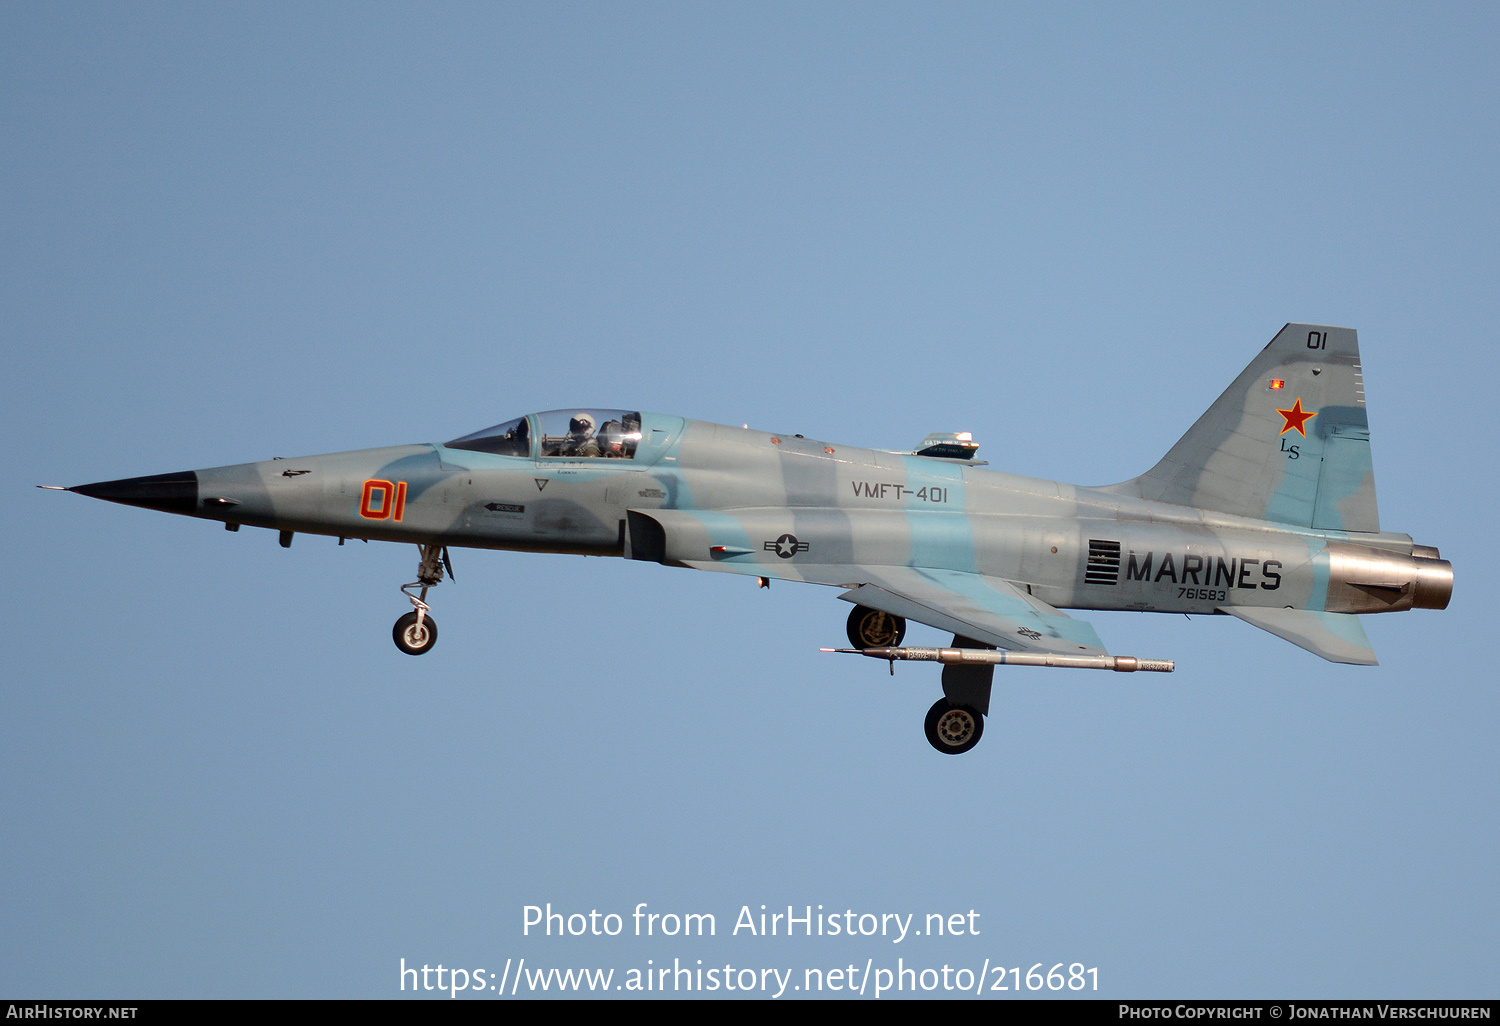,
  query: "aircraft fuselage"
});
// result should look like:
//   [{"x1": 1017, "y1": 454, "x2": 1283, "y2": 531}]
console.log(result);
[{"x1": 137, "y1": 416, "x2": 1446, "y2": 621}]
